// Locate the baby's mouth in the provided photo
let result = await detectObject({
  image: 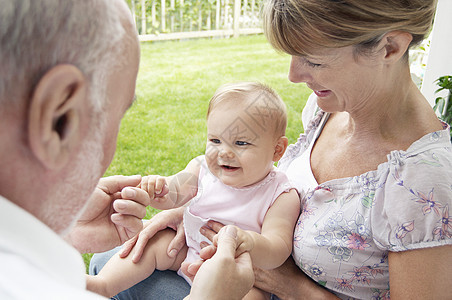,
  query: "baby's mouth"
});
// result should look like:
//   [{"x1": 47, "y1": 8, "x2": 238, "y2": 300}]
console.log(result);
[{"x1": 220, "y1": 165, "x2": 240, "y2": 171}]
